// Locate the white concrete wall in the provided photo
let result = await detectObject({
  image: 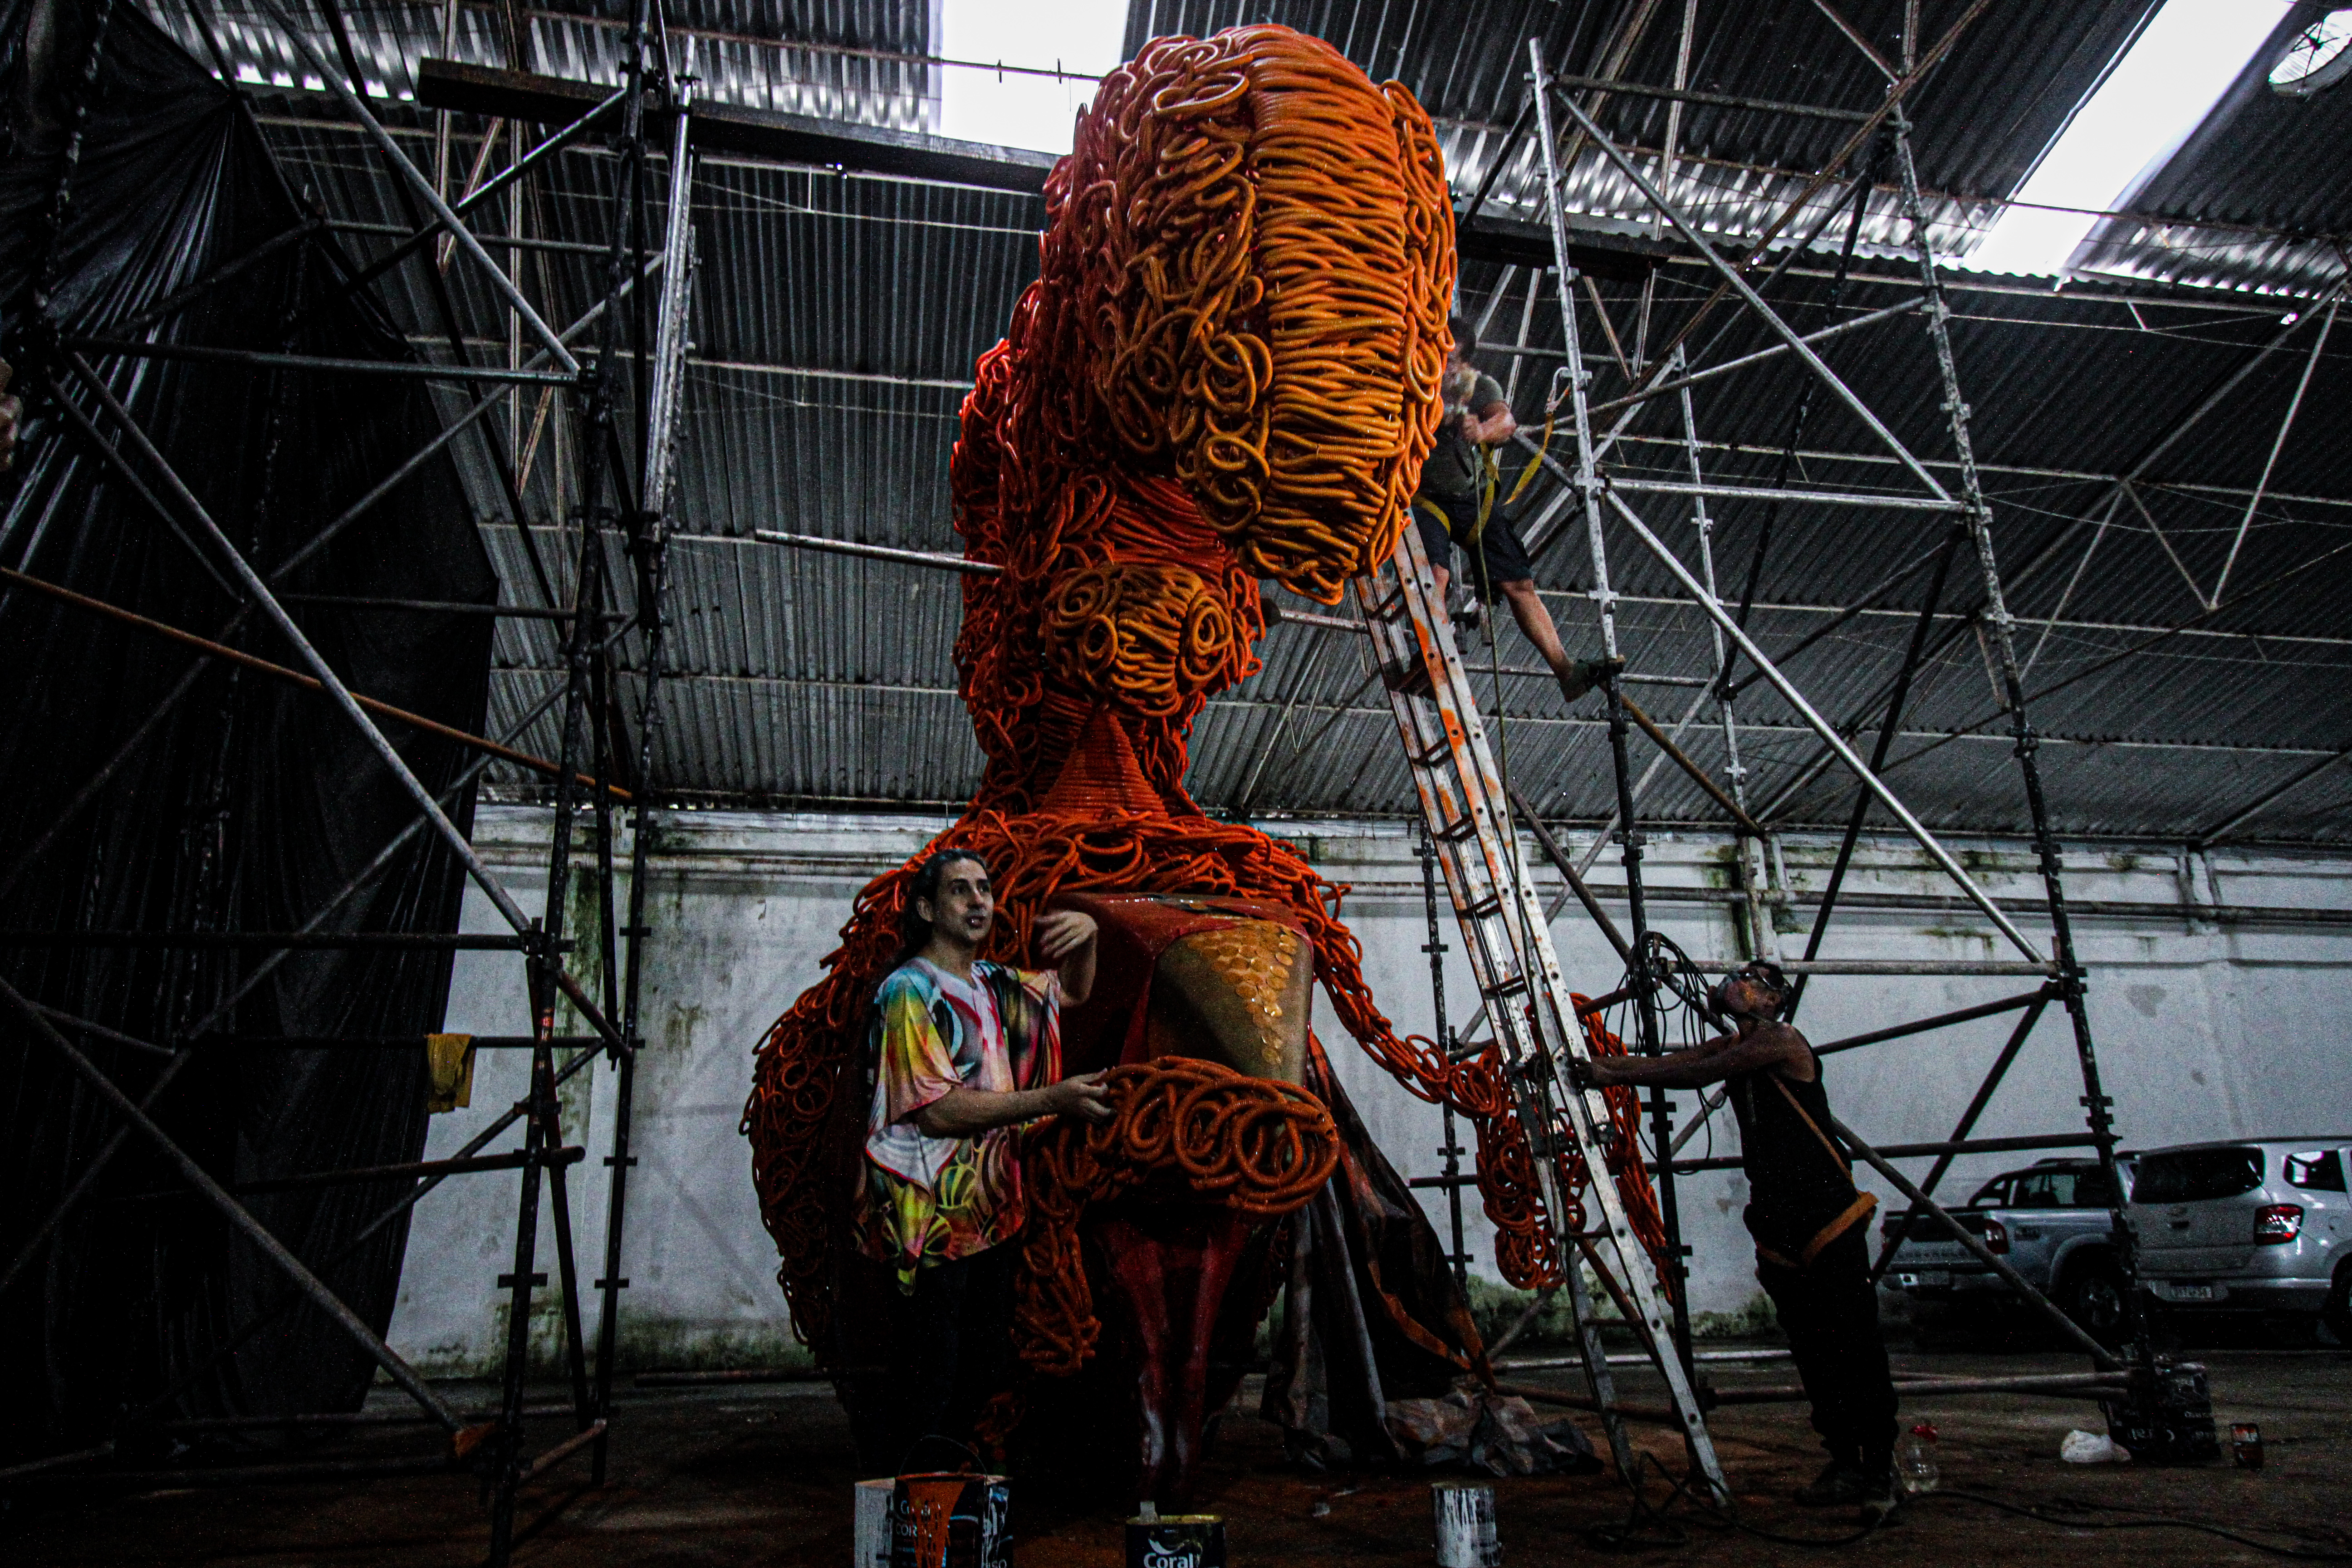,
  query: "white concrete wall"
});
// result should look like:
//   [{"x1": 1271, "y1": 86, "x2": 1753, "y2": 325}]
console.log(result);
[{"x1": 387, "y1": 806, "x2": 2352, "y2": 1372}]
